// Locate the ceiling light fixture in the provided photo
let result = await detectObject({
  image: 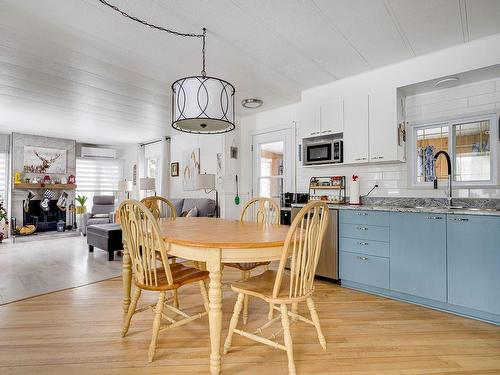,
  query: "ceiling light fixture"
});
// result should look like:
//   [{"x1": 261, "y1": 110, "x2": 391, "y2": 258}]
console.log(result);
[
  {"x1": 434, "y1": 77, "x2": 459, "y2": 88},
  {"x1": 97, "y1": 0, "x2": 235, "y2": 134},
  {"x1": 241, "y1": 98, "x2": 263, "y2": 109}
]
